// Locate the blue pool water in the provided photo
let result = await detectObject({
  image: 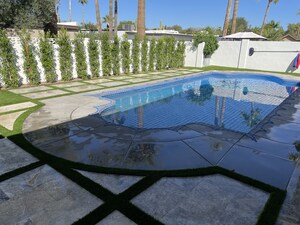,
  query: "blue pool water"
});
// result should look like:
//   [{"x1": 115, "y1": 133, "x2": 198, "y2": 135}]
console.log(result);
[{"x1": 99, "y1": 73, "x2": 299, "y2": 133}]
